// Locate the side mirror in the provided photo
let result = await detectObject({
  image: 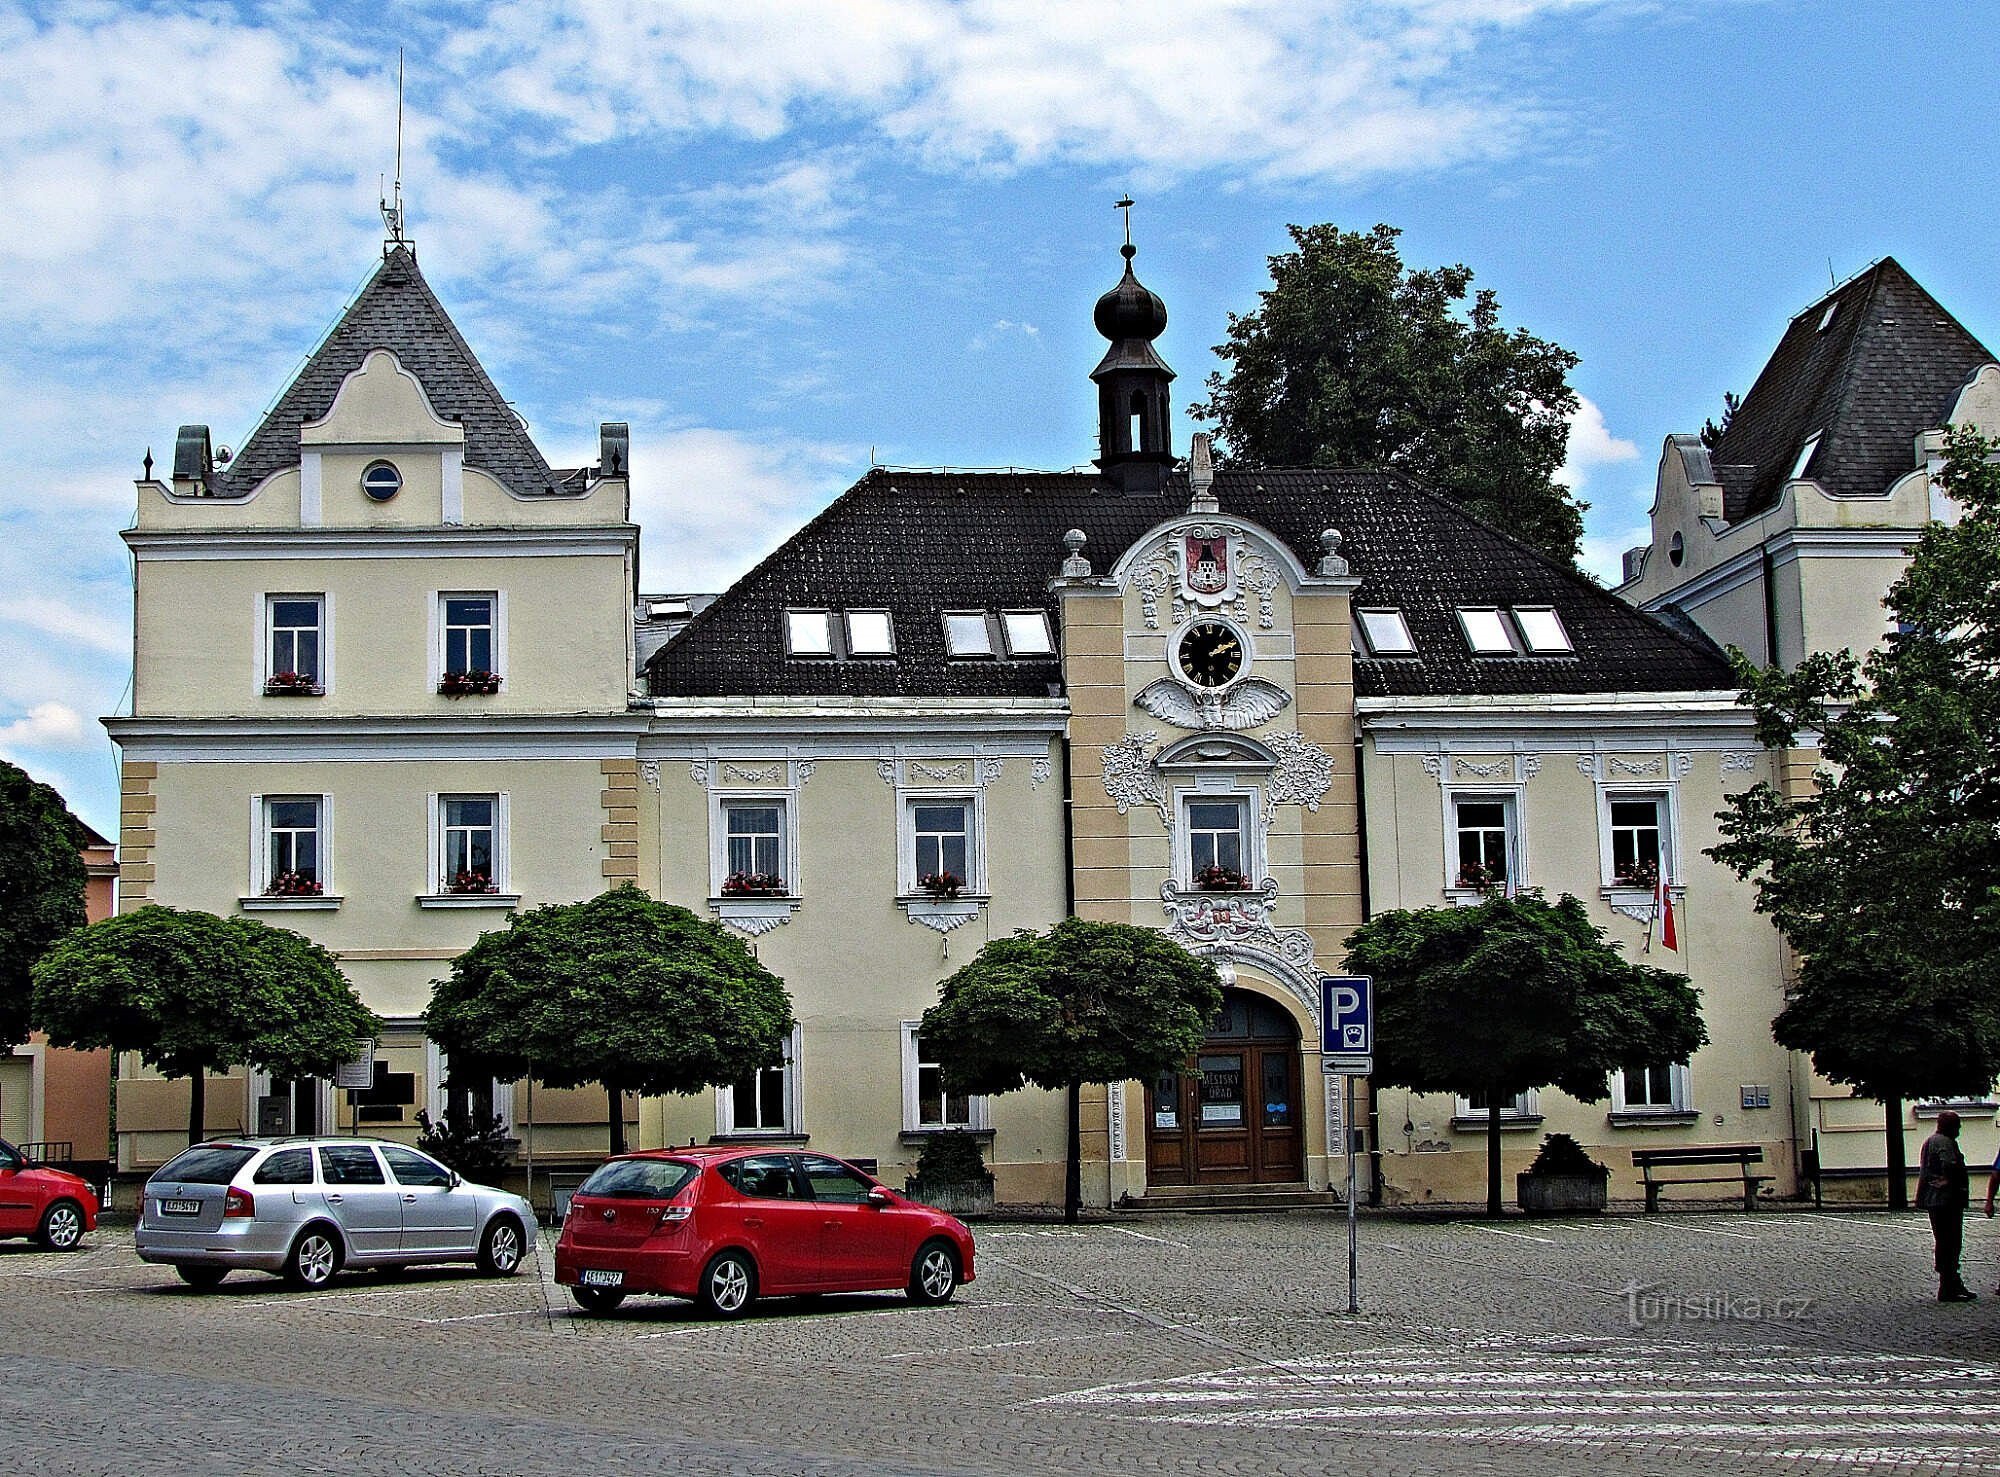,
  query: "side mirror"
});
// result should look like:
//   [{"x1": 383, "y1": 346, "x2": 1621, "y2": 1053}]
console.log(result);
[
  {"x1": 865, "y1": 1186, "x2": 892, "y2": 1209},
  {"x1": 448, "y1": 1171, "x2": 462, "y2": 1190}
]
